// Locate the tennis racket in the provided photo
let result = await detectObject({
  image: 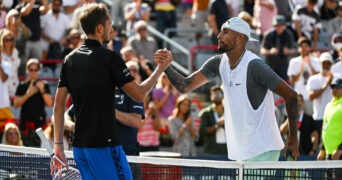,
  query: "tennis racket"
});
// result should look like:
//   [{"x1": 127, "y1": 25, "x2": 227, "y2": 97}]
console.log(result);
[{"x1": 35, "y1": 127, "x2": 82, "y2": 180}]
